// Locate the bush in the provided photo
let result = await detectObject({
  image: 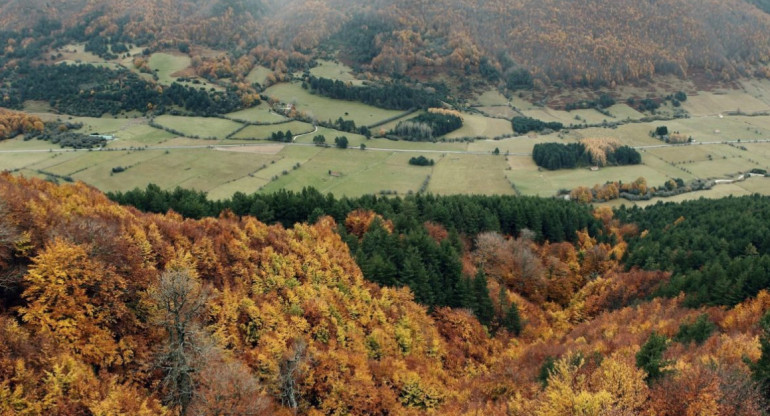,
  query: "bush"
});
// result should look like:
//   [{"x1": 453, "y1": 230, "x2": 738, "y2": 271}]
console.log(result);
[
  {"x1": 512, "y1": 116, "x2": 563, "y2": 134},
  {"x1": 408, "y1": 156, "x2": 434, "y2": 166},
  {"x1": 674, "y1": 314, "x2": 715, "y2": 345},
  {"x1": 334, "y1": 136, "x2": 349, "y2": 149}
]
